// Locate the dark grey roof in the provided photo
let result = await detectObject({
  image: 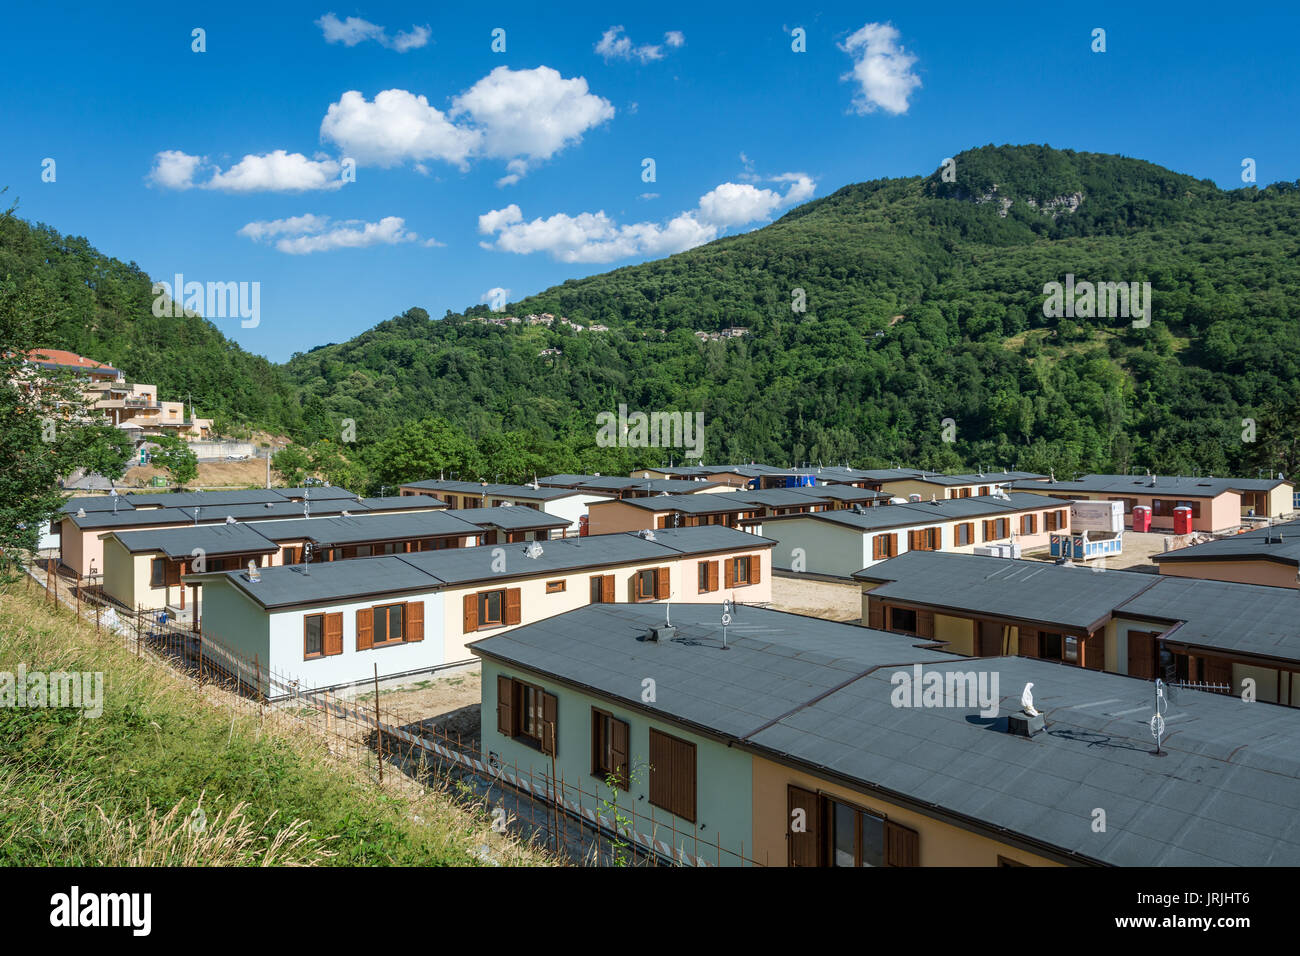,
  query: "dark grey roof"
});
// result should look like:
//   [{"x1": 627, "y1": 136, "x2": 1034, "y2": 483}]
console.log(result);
[
  {"x1": 788, "y1": 485, "x2": 888, "y2": 503},
  {"x1": 276, "y1": 486, "x2": 362, "y2": 500},
  {"x1": 625, "y1": 479, "x2": 727, "y2": 494},
  {"x1": 769, "y1": 493, "x2": 1071, "y2": 532},
  {"x1": 598, "y1": 493, "x2": 758, "y2": 515},
  {"x1": 1117, "y1": 577, "x2": 1300, "y2": 663},
  {"x1": 854, "y1": 552, "x2": 1157, "y2": 632},
  {"x1": 70, "y1": 507, "x2": 197, "y2": 531},
  {"x1": 248, "y1": 510, "x2": 481, "y2": 546},
  {"x1": 471, "y1": 602, "x2": 1300, "y2": 866},
  {"x1": 443, "y1": 506, "x2": 570, "y2": 531},
  {"x1": 124, "y1": 489, "x2": 289, "y2": 508},
  {"x1": 1009, "y1": 474, "x2": 1291, "y2": 497},
  {"x1": 1153, "y1": 521, "x2": 1300, "y2": 568},
  {"x1": 730, "y1": 488, "x2": 832, "y2": 508},
  {"x1": 353, "y1": 494, "x2": 447, "y2": 510},
  {"x1": 537, "y1": 474, "x2": 640, "y2": 491},
  {"x1": 110, "y1": 523, "x2": 279, "y2": 559},
  {"x1": 197, "y1": 556, "x2": 435, "y2": 610},
  {"x1": 61, "y1": 494, "x2": 135, "y2": 514},
  {"x1": 177, "y1": 500, "x2": 364, "y2": 521},
  {"x1": 398, "y1": 479, "x2": 584, "y2": 501}
]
